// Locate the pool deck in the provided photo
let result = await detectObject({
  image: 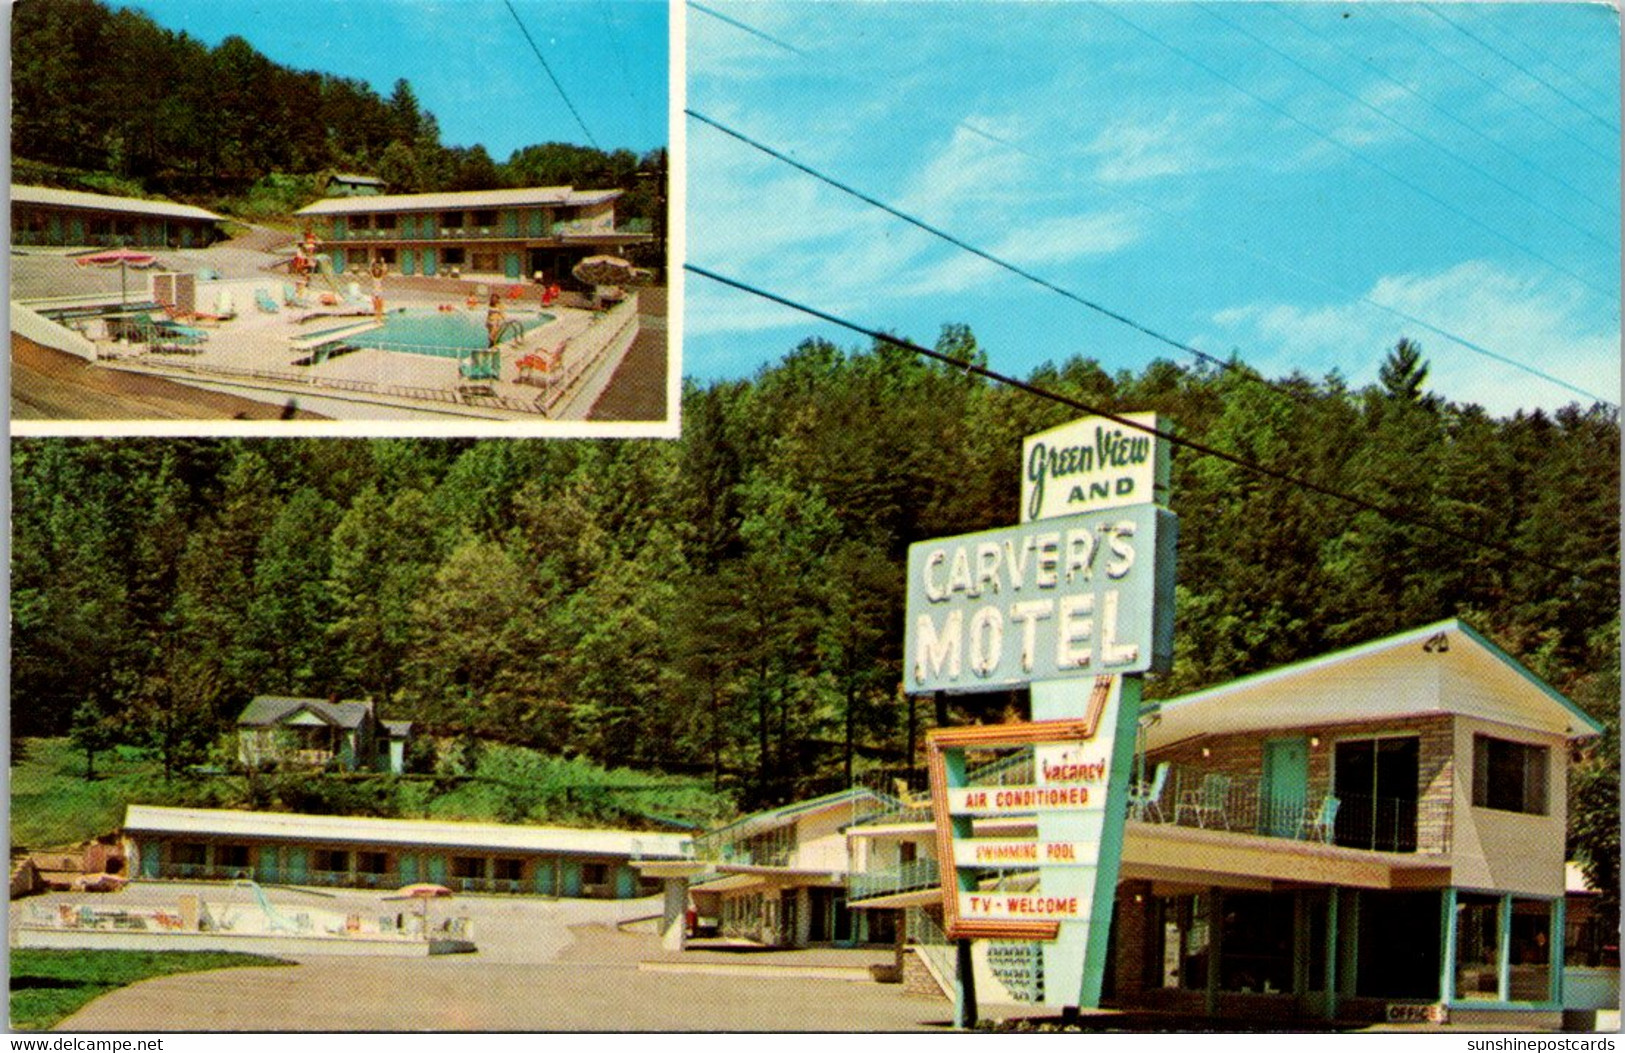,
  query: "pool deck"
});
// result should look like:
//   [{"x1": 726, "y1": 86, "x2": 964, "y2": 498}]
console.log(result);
[{"x1": 12, "y1": 233, "x2": 669, "y2": 423}]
